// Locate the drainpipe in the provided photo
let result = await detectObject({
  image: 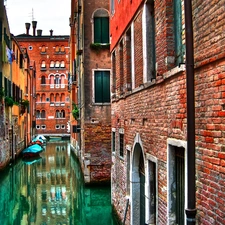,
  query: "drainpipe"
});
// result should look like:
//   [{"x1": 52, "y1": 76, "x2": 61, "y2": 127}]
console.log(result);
[{"x1": 184, "y1": 0, "x2": 197, "y2": 224}]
